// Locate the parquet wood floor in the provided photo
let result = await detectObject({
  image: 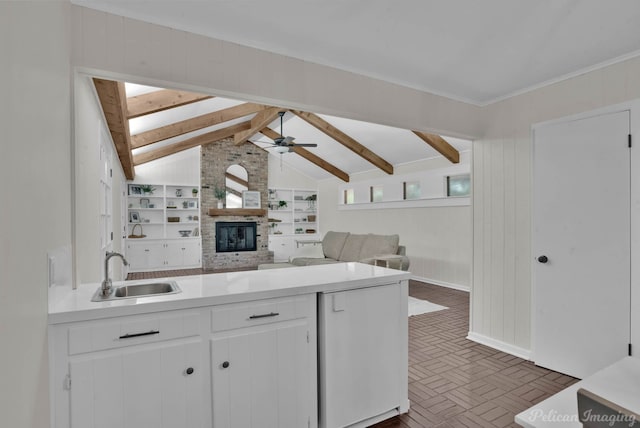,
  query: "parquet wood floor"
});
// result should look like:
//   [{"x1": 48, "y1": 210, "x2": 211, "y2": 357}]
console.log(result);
[{"x1": 372, "y1": 281, "x2": 577, "y2": 428}]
